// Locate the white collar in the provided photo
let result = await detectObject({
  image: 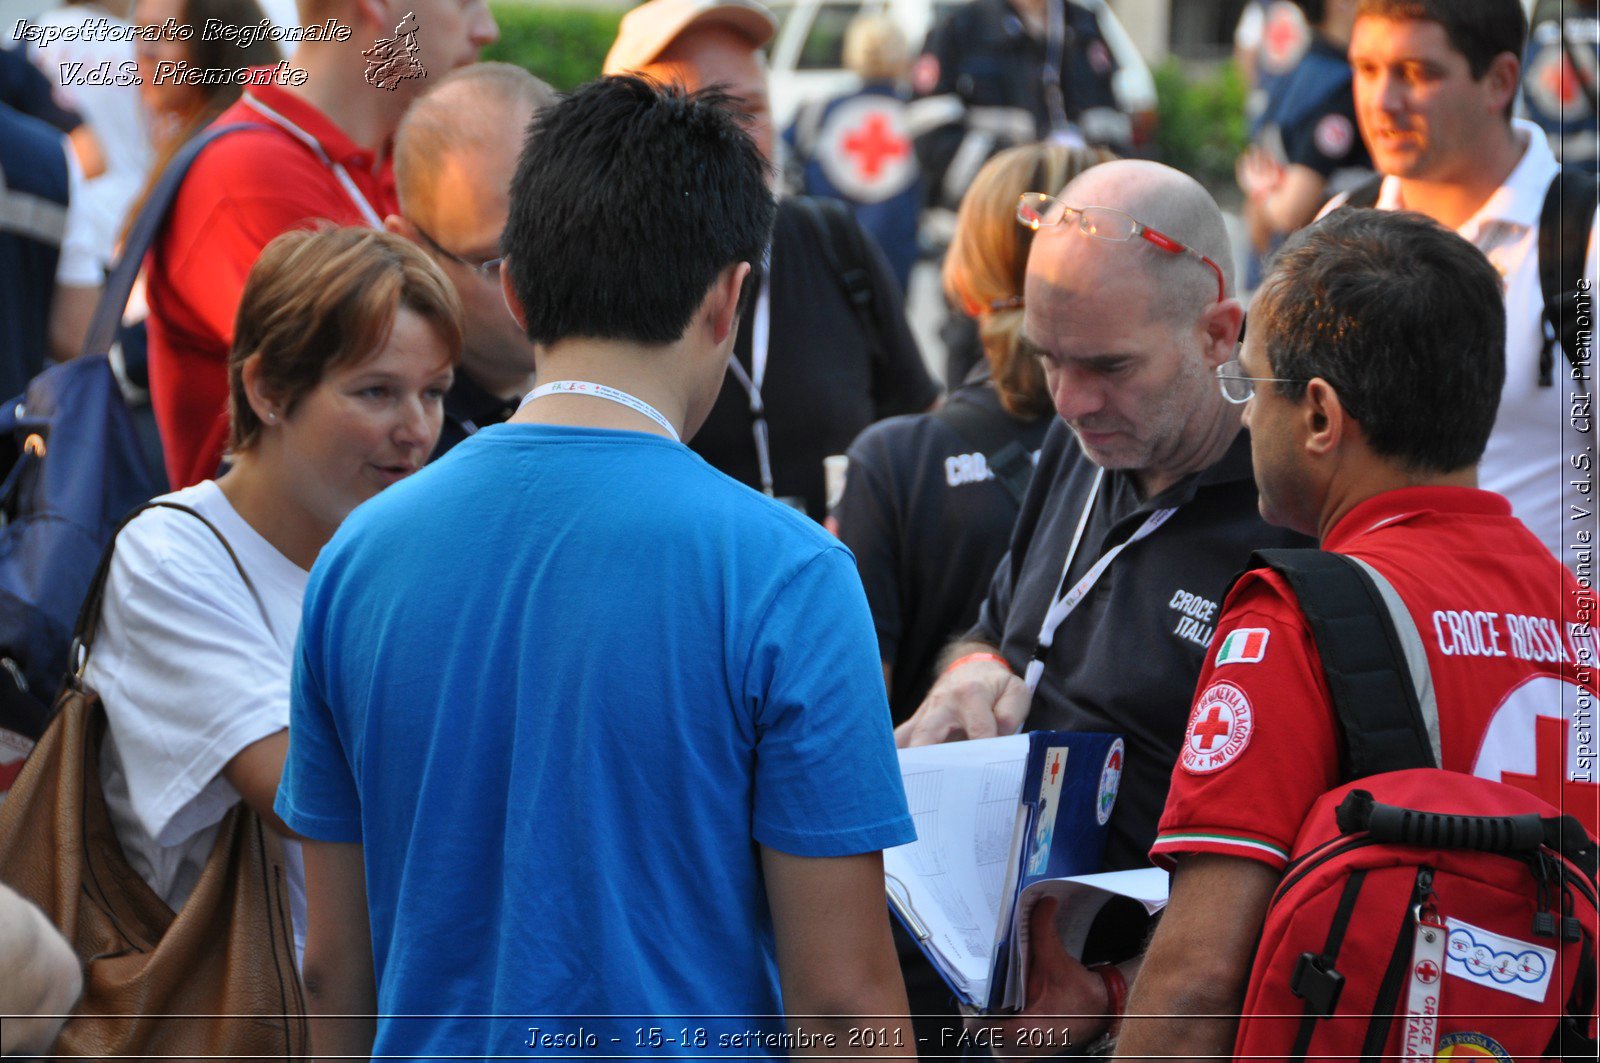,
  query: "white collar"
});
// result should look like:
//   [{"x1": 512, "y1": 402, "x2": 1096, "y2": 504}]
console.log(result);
[{"x1": 1375, "y1": 119, "x2": 1559, "y2": 235}]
